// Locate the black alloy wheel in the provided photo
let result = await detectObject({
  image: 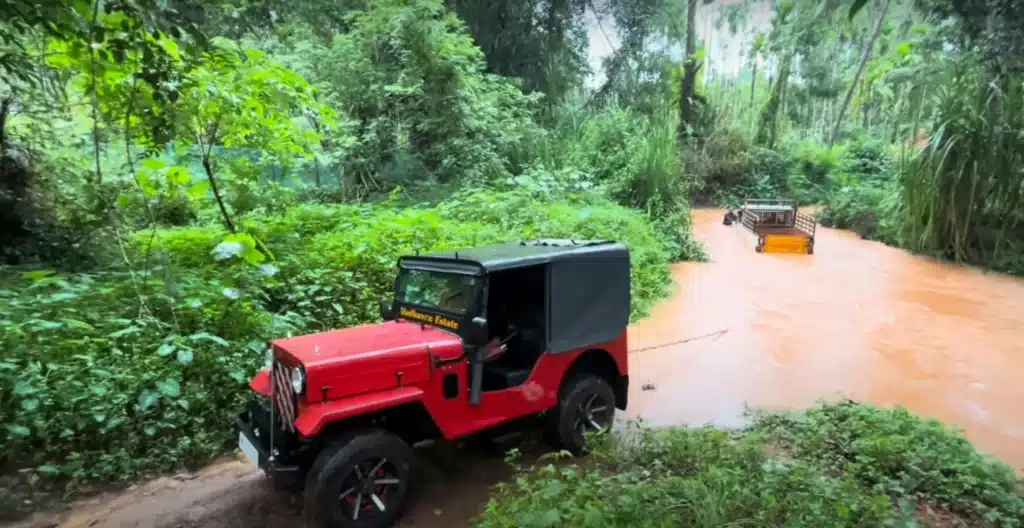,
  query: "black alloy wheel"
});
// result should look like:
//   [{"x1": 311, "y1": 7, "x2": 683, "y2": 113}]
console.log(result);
[
  {"x1": 545, "y1": 375, "x2": 616, "y2": 455},
  {"x1": 304, "y1": 431, "x2": 418, "y2": 528},
  {"x1": 338, "y1": 457, "x2": 402, "y2": 521}
]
